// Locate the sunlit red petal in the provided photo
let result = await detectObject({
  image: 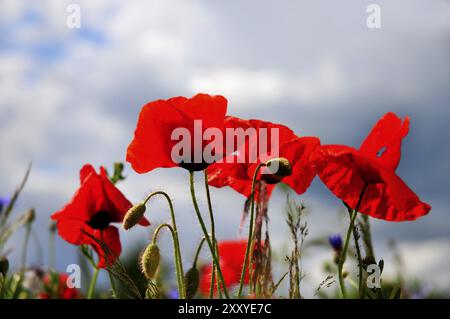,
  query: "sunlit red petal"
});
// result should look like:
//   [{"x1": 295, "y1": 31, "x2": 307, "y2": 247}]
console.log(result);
[
  {"x1": 279, "y1": 136, "x2": 320, "y2": 195},
  {"x1": 90, "y1": 226, "x2": 122, "y2": 268},
  {"x1": 208, "y1": 117, "x2": 319, "y2": 198},
  {"x1": 127, "y1": 94, "x2": 227, "y2": 173},
  {"x1": 311, "y1": 145, "x2": 431, "y2": 221},
  {"x1": 359, "y1": 112, "x2": 409, "y2": 170},
  {"x1": 199, "y1": 240, "x2": 250, "y2": 296}
]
